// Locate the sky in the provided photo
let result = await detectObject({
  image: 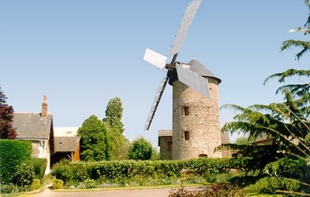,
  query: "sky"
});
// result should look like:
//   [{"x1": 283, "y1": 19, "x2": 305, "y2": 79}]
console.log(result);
[{"x1": 0, "y1": 0, "x2": 309, "y2": 147}]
